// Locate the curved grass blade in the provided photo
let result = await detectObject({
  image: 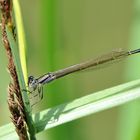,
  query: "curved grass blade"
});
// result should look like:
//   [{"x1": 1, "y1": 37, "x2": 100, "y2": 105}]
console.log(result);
[
  {"x1": 33, "y1": 78, "x2": 140, "y2": 133},
  {"x1": 1, "y1": 78, "x2": 140, "y2": 138}
]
